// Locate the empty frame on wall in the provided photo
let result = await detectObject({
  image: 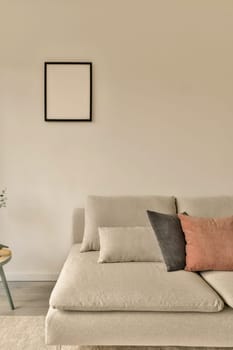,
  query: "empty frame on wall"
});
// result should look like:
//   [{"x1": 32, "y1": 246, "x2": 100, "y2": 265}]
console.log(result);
[{"x1": 44, "y1": 62, "x2": 92, "y2": 122}]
